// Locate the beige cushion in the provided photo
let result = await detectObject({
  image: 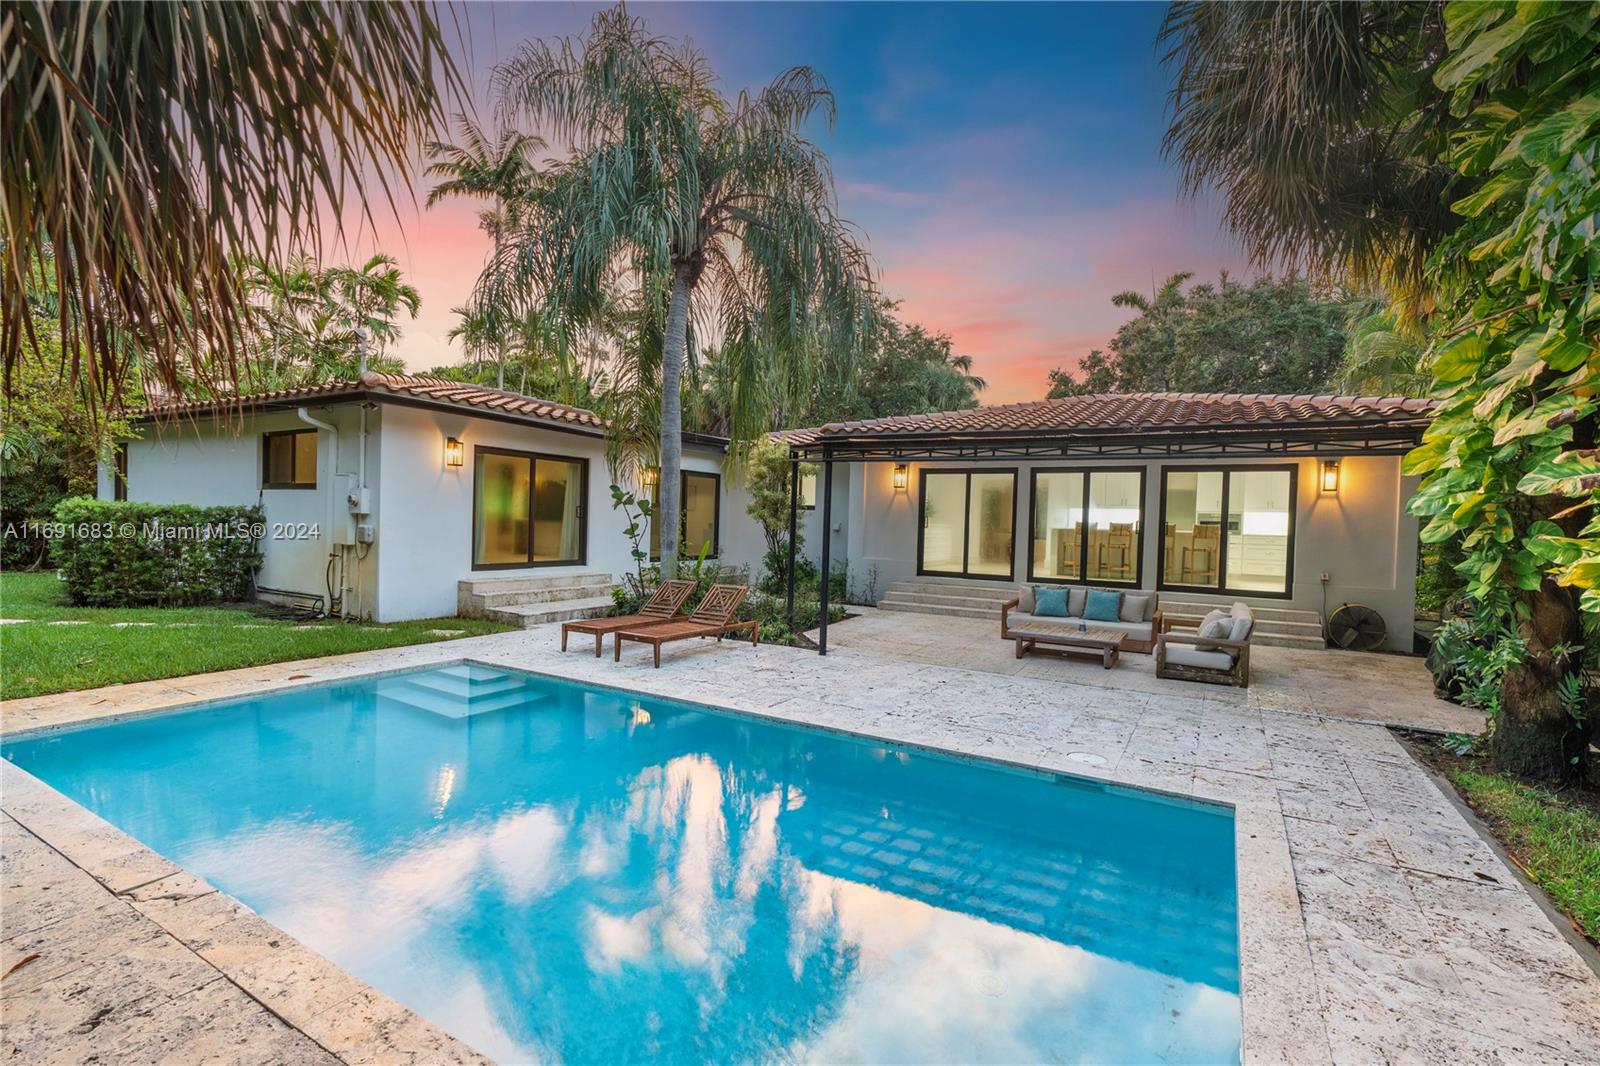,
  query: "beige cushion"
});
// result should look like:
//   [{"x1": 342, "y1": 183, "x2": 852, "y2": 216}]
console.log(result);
[
  {"x1": 1229, "y1": 602, "x2": 1255, "y2": 643},
  {"x1": 1196, "y1": 609, "x2": 1230, "y2": 650},
  {"x1": 1068, "y1": 587, "x2": 1088, "y2": 616},
  {"x1": 1120, "y1": 592, "x2": 1151, "y2": 623},
  {"x1": 1018, "y1": 585, "x2": 1035, "y2": 613},
  {"x1": 1165, "y1": 645, "x2": 1237, "y2": 671}
]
